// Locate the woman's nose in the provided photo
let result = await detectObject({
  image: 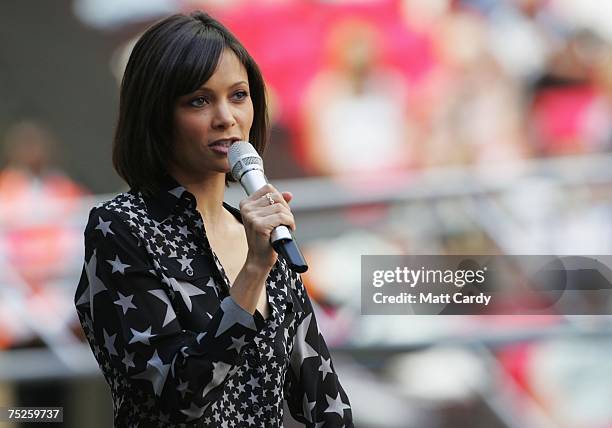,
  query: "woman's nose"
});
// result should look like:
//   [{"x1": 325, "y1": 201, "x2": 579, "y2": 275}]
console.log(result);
[{"x1": 212, "y1": 101, "x2": 236, "y2": 129}]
